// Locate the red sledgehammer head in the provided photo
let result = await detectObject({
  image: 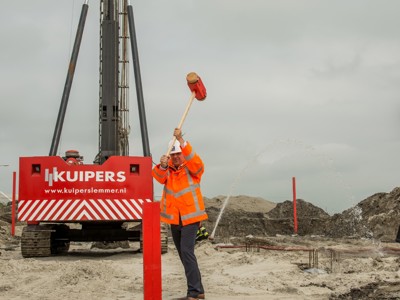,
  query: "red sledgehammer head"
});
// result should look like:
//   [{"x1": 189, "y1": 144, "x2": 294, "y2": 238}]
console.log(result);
[{"x1": 186, "y1": 72, "x2": 207, "y2": 101}]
